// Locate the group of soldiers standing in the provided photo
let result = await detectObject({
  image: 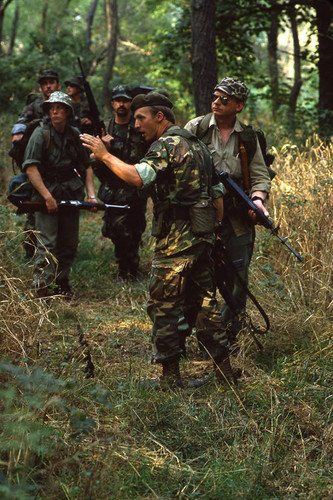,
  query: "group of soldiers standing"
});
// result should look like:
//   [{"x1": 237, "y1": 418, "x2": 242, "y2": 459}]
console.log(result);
[{"x1": 10, "y1": 69, "x2": 271, "y2": 388}]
